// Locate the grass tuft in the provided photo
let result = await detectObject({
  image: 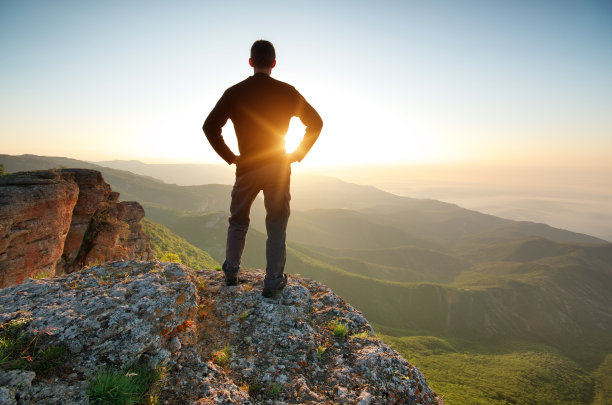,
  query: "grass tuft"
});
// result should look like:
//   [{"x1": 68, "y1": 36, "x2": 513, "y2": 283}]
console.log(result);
[
  {"x1": 248, "y1": 382, "x2": 263, "y2": 396},
  {"x1": 315, "y1": 345, "x2": 327, "y2": 361},
  {"x1": 0, "y1": 316, "x2": 65, "y2": 375},
  {"x1": 329, "y1": 319, "x2": 349, "y2": 339},
  {"x1": 87, "y1": 363, "x2": 164, "y2": 405},
  {"x1": 268, "y1": 382, "x2": 283, "y2": 398},
  {"x1": 212, "y1": 344, "x2": 232, "y2": 367}
]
